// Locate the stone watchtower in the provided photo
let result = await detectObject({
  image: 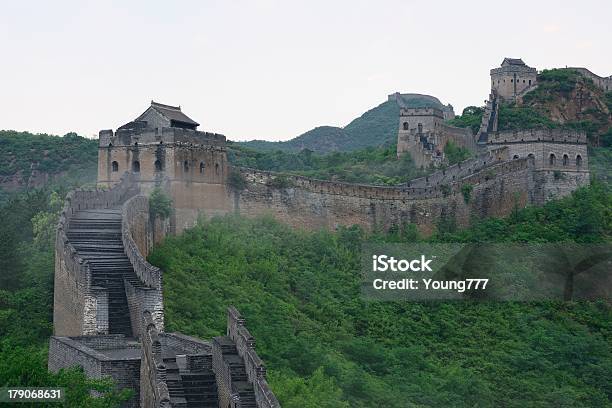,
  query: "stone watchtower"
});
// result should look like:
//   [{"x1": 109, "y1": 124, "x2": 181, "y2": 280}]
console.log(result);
[
  {"x1": 397, "y1": 108, "x2": 447, "y2": 167},
  {"x1": 98, "y1": 101, "x2": 232, "y2": 232},
  {"x1": 490, "y1": 58, "x2": 537, "y2": 102},
  {"x1": 396, "y1": 107, "x2": 475, "y2": 168}
]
